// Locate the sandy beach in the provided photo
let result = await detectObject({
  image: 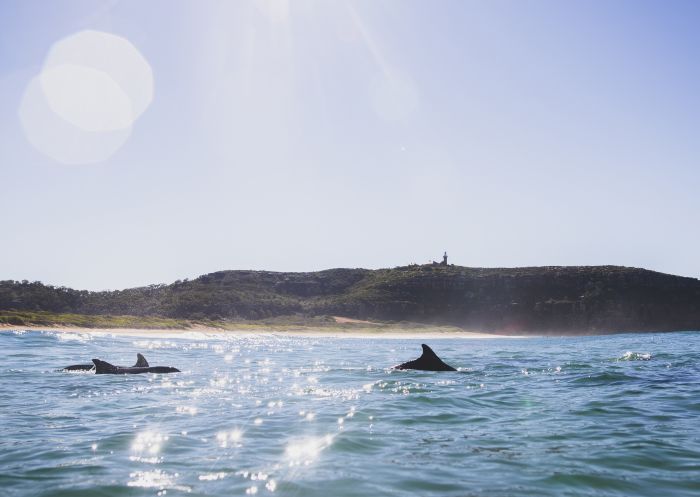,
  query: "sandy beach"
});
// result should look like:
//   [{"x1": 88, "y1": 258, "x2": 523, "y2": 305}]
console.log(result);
[{"x1": 0, "y1": 323, "x2": 512, "y2": 339}]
